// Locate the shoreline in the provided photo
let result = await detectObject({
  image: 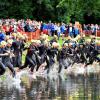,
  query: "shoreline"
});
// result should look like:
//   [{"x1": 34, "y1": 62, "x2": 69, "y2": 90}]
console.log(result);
[{"x1": 0, "y1": 62, "x2": 100, "y2": 79}]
